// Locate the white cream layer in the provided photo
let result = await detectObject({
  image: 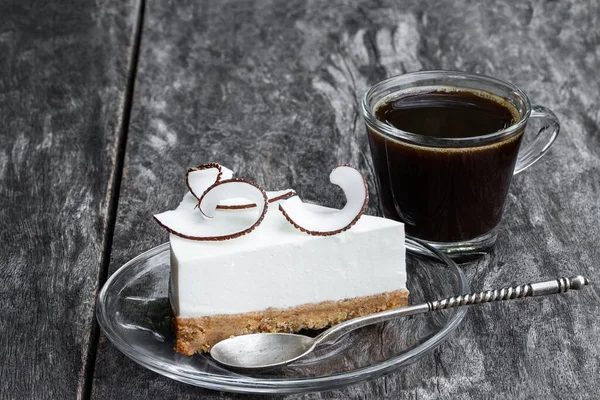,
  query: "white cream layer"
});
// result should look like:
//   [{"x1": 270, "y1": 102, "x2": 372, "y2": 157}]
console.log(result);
[{"x1": 169, "y1": 193, "x2": 406, "y2": 318}]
